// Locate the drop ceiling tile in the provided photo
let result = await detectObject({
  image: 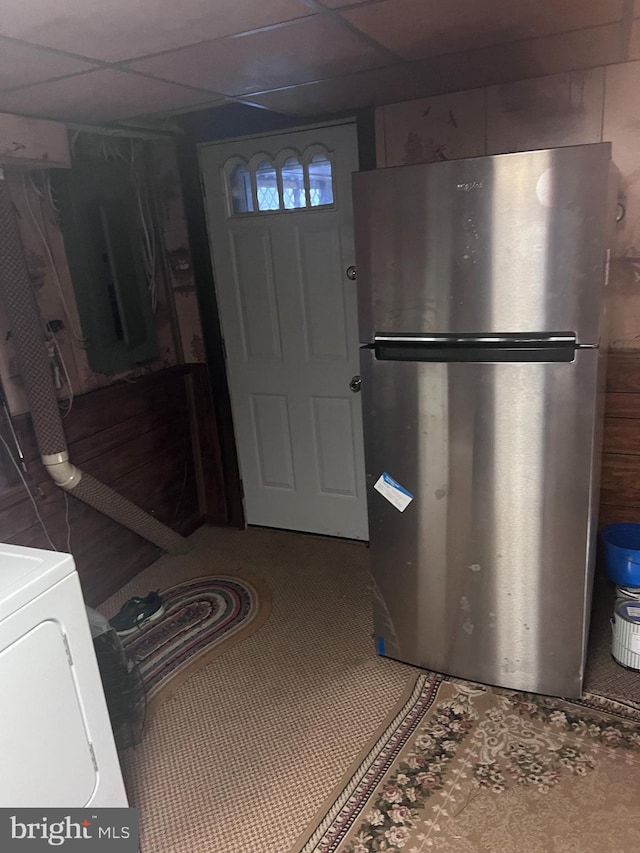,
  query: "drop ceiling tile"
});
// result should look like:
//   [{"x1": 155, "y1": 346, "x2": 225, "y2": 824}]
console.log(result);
[
  {"x1": 380, "y1": 89, "x2": 487, "y2": 167},
  {"x1": 0, "y1": 39, "x2": 96, "y2": 91},
  {"x1": 245, "y1": 64, "x2": 440, "y2": 115},
  {"x1": 392, "y1": 24, "x2": 622, "y2": 99},
  {"x1": 246, "y1": 21, "x2": 622, "y2": 119},
  {"x1": 342, "y1": 0, "x2": 624, "y2": 61},
  {"x1": 0, "y1": 70, "x2": 222, "y2": 123},
  {"x1": 128, "y1": 98, "x2": 229, "y2": 122},
  {"x1": 508, "y1": 23, "x2": 624, "y2": 74},
  {"x1": 0, "y1": 0, "x2": 311, "y2": 63},
  {"x1": 487, "y1": 68, "x2": 604, "y2": 155},
  {"x1": 129, "y1": 16, "x2": 389, "y2": 96}
]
